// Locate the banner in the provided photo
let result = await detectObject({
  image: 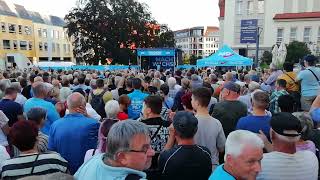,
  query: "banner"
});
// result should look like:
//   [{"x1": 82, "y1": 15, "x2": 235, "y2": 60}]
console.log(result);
[
  {"x1": 149, "y1": 56, "x2": 174, "y2": 70},
  {"x1": 240, "y1": 19, "x2": 258, "y2": 44}
]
